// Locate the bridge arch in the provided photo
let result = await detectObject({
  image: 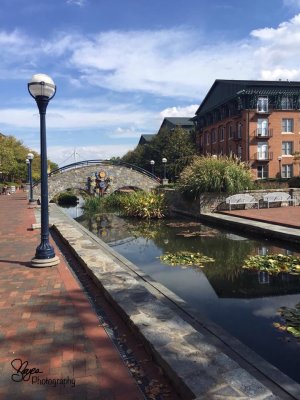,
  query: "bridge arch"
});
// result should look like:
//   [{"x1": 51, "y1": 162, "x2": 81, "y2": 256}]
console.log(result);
[{"x1": 33, "y1": 160, "x2": 160, "y2": 201}]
